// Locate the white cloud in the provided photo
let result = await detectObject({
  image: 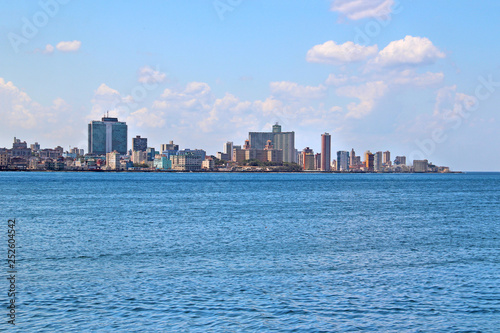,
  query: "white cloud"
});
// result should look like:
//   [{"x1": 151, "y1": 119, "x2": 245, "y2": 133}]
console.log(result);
[
  {"x1": 56, "y1": 40, "x2": 81, "y2": 52},
  {"x1": 396, "y1": 85, "x2": 477, "y2": 141},
  {"x1": 336, "y1": 81, "x2": 388, "y2": 118},
  {"x1": 128, "y1": 107, "x2": 165, "y2": 128},
  {"x1": 138, "y1": 66, "x2": 167, "y2": 84},
  {"x1": 89, "y1": 83, "x2": 123, "y2": 121},
  {"x1": 307, "y1": 40, "x2": 378, "y2": 65},
  {"x1": 43, "y1": 44, "x2": 54, "y2": 54},
  {"x1": 372, "y1": 36, "x2": 445, "y2": 67},
  {"x1": 270, "y1": 81, "x2": 327, "y2": 100},
  {"x1": 0, "y1": 78, "x2": 78, "y2": 146},
  {"x1": 325, "y1": 73, "x2": 360, "y2": 86},
  {"x1": 0, "y1": 78, "x2": 39, "y2": 129},
  {"x1": 331, "y1": 0, "x2": 395, "y2": 20},
  {"x1": 391, "y1": 70, "x2": 444, "y2": 87},
  {"x1": 433, "y1": 85, "x2": 476, "y2": 119}
]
